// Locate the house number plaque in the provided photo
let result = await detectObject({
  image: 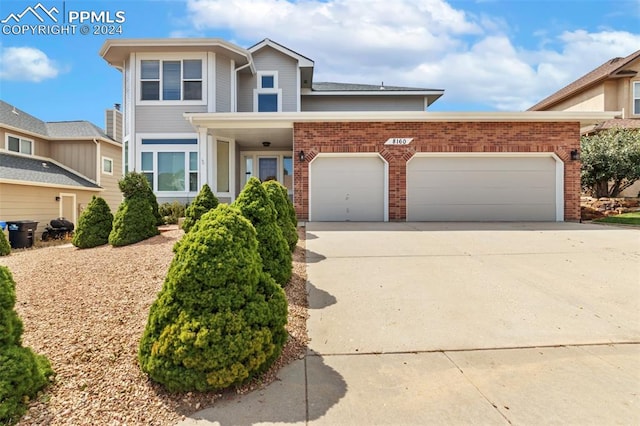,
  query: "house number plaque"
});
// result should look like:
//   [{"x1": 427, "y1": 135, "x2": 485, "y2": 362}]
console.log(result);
[{"x1": 384, "y1": 138, "x2": 413, "y2": 145}]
